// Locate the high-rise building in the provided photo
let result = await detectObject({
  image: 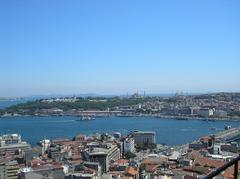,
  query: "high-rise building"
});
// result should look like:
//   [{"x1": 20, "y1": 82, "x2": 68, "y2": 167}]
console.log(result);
[
  {"x1": 123, "y1": 137, "x2": 135, "y2": 154},
  {"x1": 82, "y1": 144, "x2": 120, "y2": 172},
  {"x1": 133, "y1": 131, "x2": 156, "y2": 145},
  {"x1": 0, "y1": 160, "x2": 19, "y2": 179}
]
